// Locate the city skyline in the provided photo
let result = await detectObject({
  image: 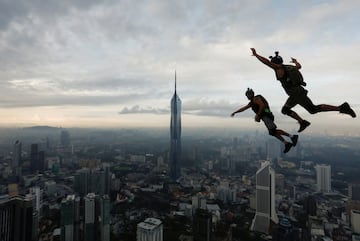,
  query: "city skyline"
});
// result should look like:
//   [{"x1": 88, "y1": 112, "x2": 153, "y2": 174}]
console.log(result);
[
  {"x1": 1, "y1": 121, "x2": 360, "y2": 240},
  {"x1": 0, "y1": 1, "x2": 359, "y2": 135}
]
